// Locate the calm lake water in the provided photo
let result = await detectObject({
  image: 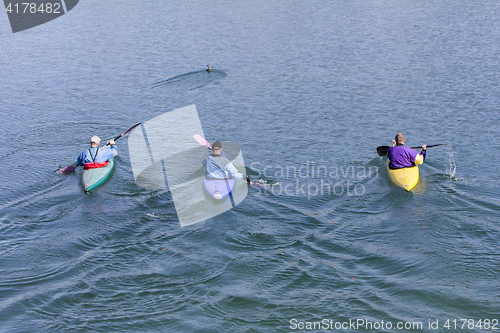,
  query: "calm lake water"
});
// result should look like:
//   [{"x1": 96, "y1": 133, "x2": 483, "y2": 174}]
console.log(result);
[{"x1": 1, "y1": 0, "x2": 499, "y2": 332}]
